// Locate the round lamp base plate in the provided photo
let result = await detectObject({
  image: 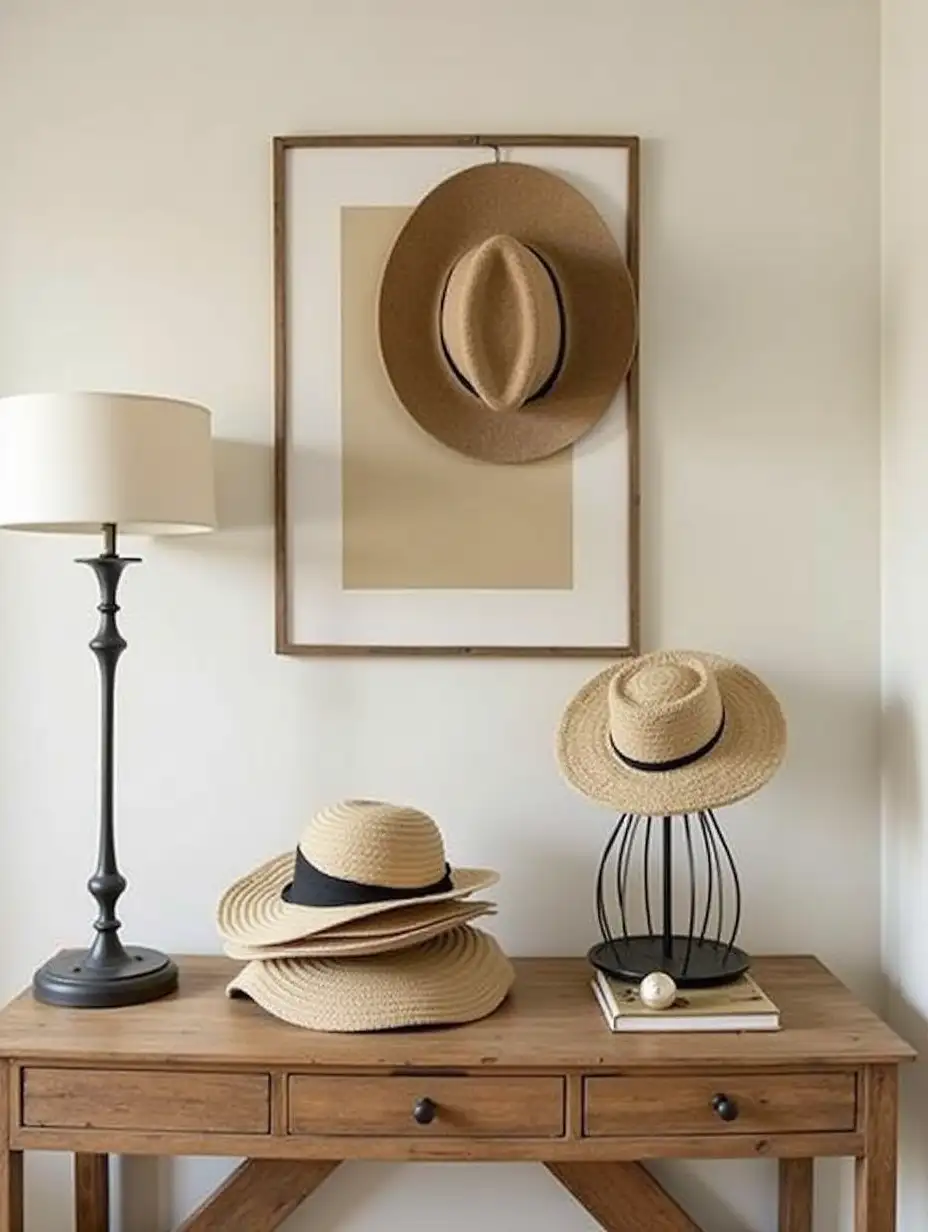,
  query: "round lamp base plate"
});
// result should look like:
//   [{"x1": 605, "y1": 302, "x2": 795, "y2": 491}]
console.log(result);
[
  {"x1": 589, "y1": 935, "x2": 750, "y2": 989},
  {"x1": 32, "y1": 946, "x2": 179, "y2": 1009}
]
